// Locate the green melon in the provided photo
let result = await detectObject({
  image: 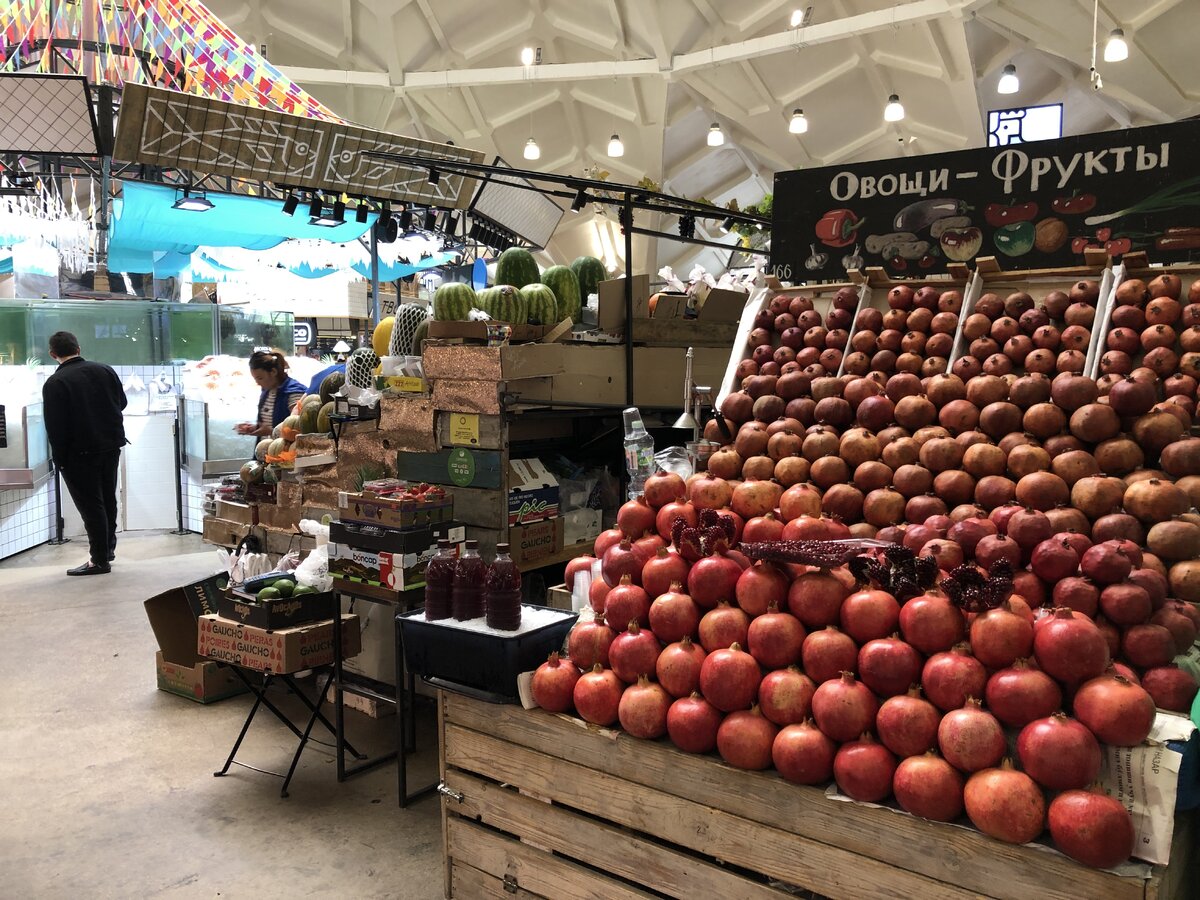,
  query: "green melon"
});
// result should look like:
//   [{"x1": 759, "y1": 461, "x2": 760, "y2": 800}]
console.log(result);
[
  {"x1": 495, "y1": 247, "x2": 540, "y2": 291},
  {"x1": 433, "y1": 283, "x2": 476, "y2": 321},
  {"x1": 263, "y1": 464, "x2": 280, "y2": 485},
  {"x1": 481, "y1": 285, "x2": 526, "y2": 323},
  {"x1": 570, "y1": 256, "x2": 606, "y2": 302},
  {"x1": 267, "y1": 437, "x2": 288, "y2": 458},
  {"x1": 390, "y1": 303, "x2": 430, "y2": 356},
  {"x1": 346, "y1": 347, "x2": 380, "y2": 390},
  {"x1": 240, "y1": 461, "x2": 264, "y2": 484},
  {"x1": 254, "y1": 439, "x2": 272, "y2": 463},
  {"x1": 410, "y1": 317, "x2": 430, "y2": 355},
  {"x1": 316, "y1": 401, "x2": 335, "y2": 434},
  {"x1": 298, "y1": 406, "x2": 319, "y2": 434},
  {"x1": 281, "y1": 414, "x2": 302, "y2": 441},
  {"x1": 271, "y1": 422, "x2": 284, "y2": 439},
  {"x1": 319, "y1": 372, "x2": 345, "y2": 404},
  {"x1": 541, "y1": 265, "x2": 582, "y2": 324},
  {"x1": 301, "y1": 394, "x2": 323, "y2": 411},
  {"x1": 522, "y1": 283, "x2": 559, "y2": 325}
]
